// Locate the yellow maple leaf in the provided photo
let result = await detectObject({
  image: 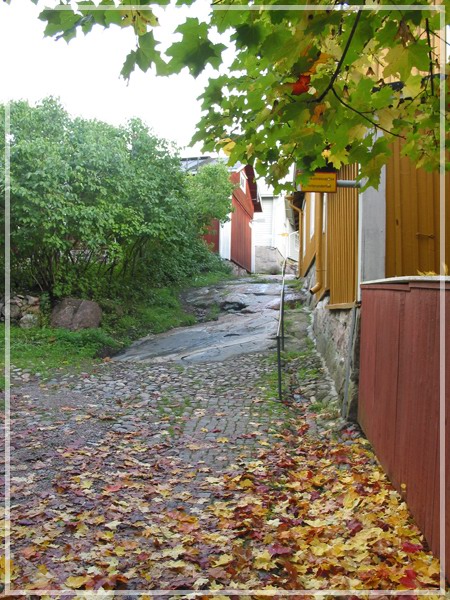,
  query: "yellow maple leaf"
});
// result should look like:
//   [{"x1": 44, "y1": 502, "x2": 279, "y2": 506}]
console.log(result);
[
  {"x1": 343, "y1": 490, "x2": 361, "y2": 509},
  {"x1": 253, "y1": 549, "x2": 275, "y2": 570},
  {"x1": 212, "y1": 553, "x2": 234, "y2": 567},
  {"x1": 238, "y1": 478, "x2": 254, "y2": 489},
  {"x1": 310, "y1": 541, "x2": 329, "y2": 557},
  {"x1": 217, "y1": 437, "x2": 229, "y2": 443},
  {"x1": 222, "y1": 141, "x2": 236, "y2": 156},
  {"x1": 162, "y1": 545, "x2": 185, "y2": 559},
  {"x1": 193, "y1": 576, "x2": 210, "y2": 589},
  {"x1": 330, "y1": 542, "x2": 346, "y2": 557},
  {"x1": 65, "y1": 575, "x2": 90, "y2": 589},
  {"x1": 164, "y1": 559, "x2": 188, "y2": 569}
]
